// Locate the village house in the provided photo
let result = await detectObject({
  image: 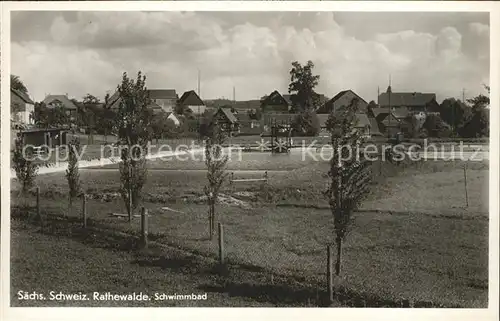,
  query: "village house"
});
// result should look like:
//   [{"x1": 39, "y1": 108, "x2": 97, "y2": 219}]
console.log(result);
[
  {"x1": 43, "y1": 94, "x2": 78, "y2": 119},
  {"x1": 260, "y1": 90, "x2": 290, "y2": 114},
  {"x1": 368, "y1": 107, "x2": 401, "y2": 137},
  {"x1": 211, "y1": 107, "x2": 239, "y2": 134},
  {"x1": 378, "y1": 86, "x2": 440, "y2": 113},
  {"x1": 316, "y1": 90, "x2": 368, "y2": 114},
  {"x1": 11, "y1": 88, "x2": 35, "y2": 126},
  {"x1": 178, "y1": 90, "x2": 206, "y2": 116}
]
